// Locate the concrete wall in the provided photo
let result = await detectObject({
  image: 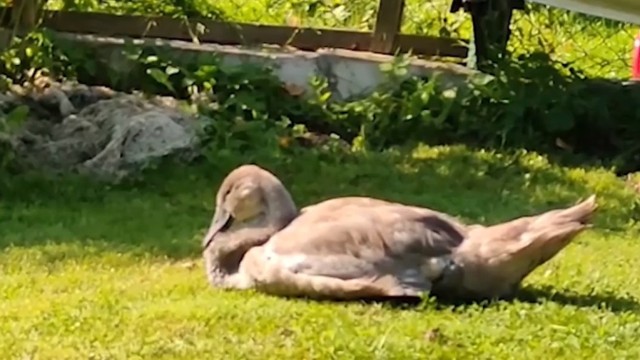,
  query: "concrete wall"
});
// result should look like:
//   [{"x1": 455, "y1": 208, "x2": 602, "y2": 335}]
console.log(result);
[{"x1": 43, "y1": 32, "x2": 482, "y2": 101}]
